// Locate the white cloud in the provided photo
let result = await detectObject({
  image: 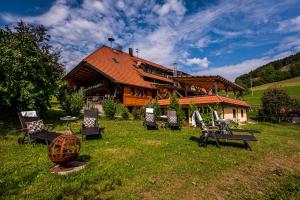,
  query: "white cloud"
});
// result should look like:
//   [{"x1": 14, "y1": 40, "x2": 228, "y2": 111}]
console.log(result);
[
  {"x1": 194, "y1": 36, "x2": 211, "y2": 49},
  {"x1": 195, "y1": 52, "x2": 292, "y2": 81},
  {"x1": 0, "y1": 0, "x2": 298, "y2": 78},
  {"x1": 155, "y1": 0, "x2": 186, "y2": 16},
  {"x1": 132, "y1": 26, "x2": 179, "y2": 67},
  {"x1": 1, "y1": 0, "x2": 69, "y2": 26},
  {"x1": 186, "y1": 57, "x2": 209, "y2": 69},
  {"x1": 277, "y1": 15, "x2": 300, "y2": 32}
]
